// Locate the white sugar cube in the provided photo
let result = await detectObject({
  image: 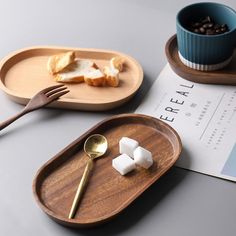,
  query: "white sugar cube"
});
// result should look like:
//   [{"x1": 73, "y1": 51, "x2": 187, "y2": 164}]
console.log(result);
[
  {"x1": 133, "y1": 146, "x2": 153, "y2": 169},
  {"x1": 112, "y1": 154, "x2": 136, "y2": 175},
  {"x1": 119, "y1": 137, "x2": 139, "y2": 158}
]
